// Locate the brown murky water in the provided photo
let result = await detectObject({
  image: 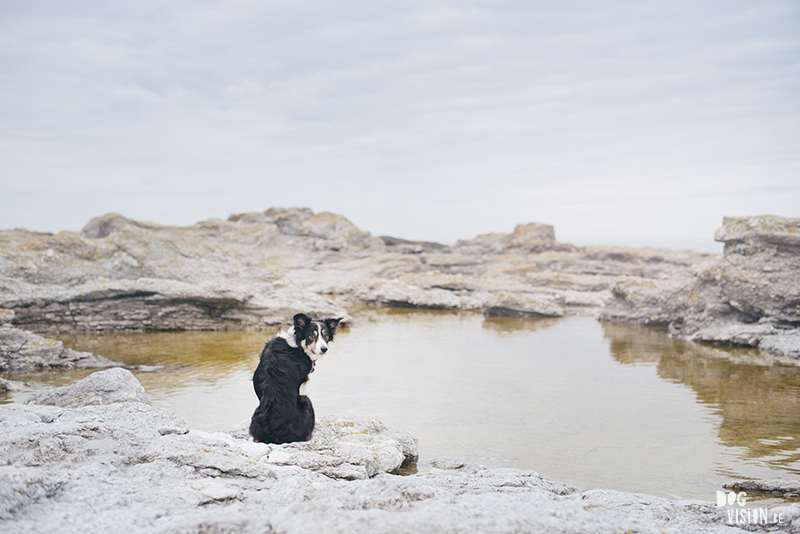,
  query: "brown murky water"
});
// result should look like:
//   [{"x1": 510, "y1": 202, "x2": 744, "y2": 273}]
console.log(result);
[{"x1": 3, "y1": 309, "x2": 799, "y2": 502}]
